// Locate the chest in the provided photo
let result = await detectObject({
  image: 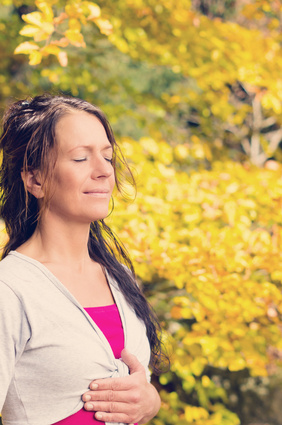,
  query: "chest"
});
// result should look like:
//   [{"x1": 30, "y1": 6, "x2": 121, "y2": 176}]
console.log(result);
[
  {"x1": 5, "y1": 299, "x2": 127, "y2": 424},
  {"x1": 43, "y1": 264, "x2": 115, "y2": 307}
]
